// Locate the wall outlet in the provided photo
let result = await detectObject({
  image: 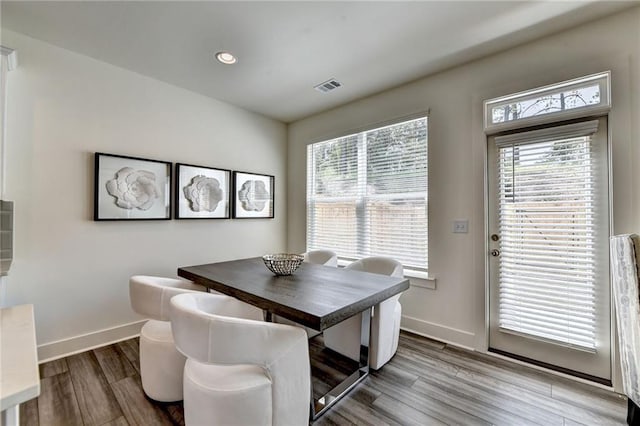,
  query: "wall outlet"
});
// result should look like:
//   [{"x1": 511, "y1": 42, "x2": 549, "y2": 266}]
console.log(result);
[{"x1": 453, "y1": 220, "x2": 468, "y2": 233}]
